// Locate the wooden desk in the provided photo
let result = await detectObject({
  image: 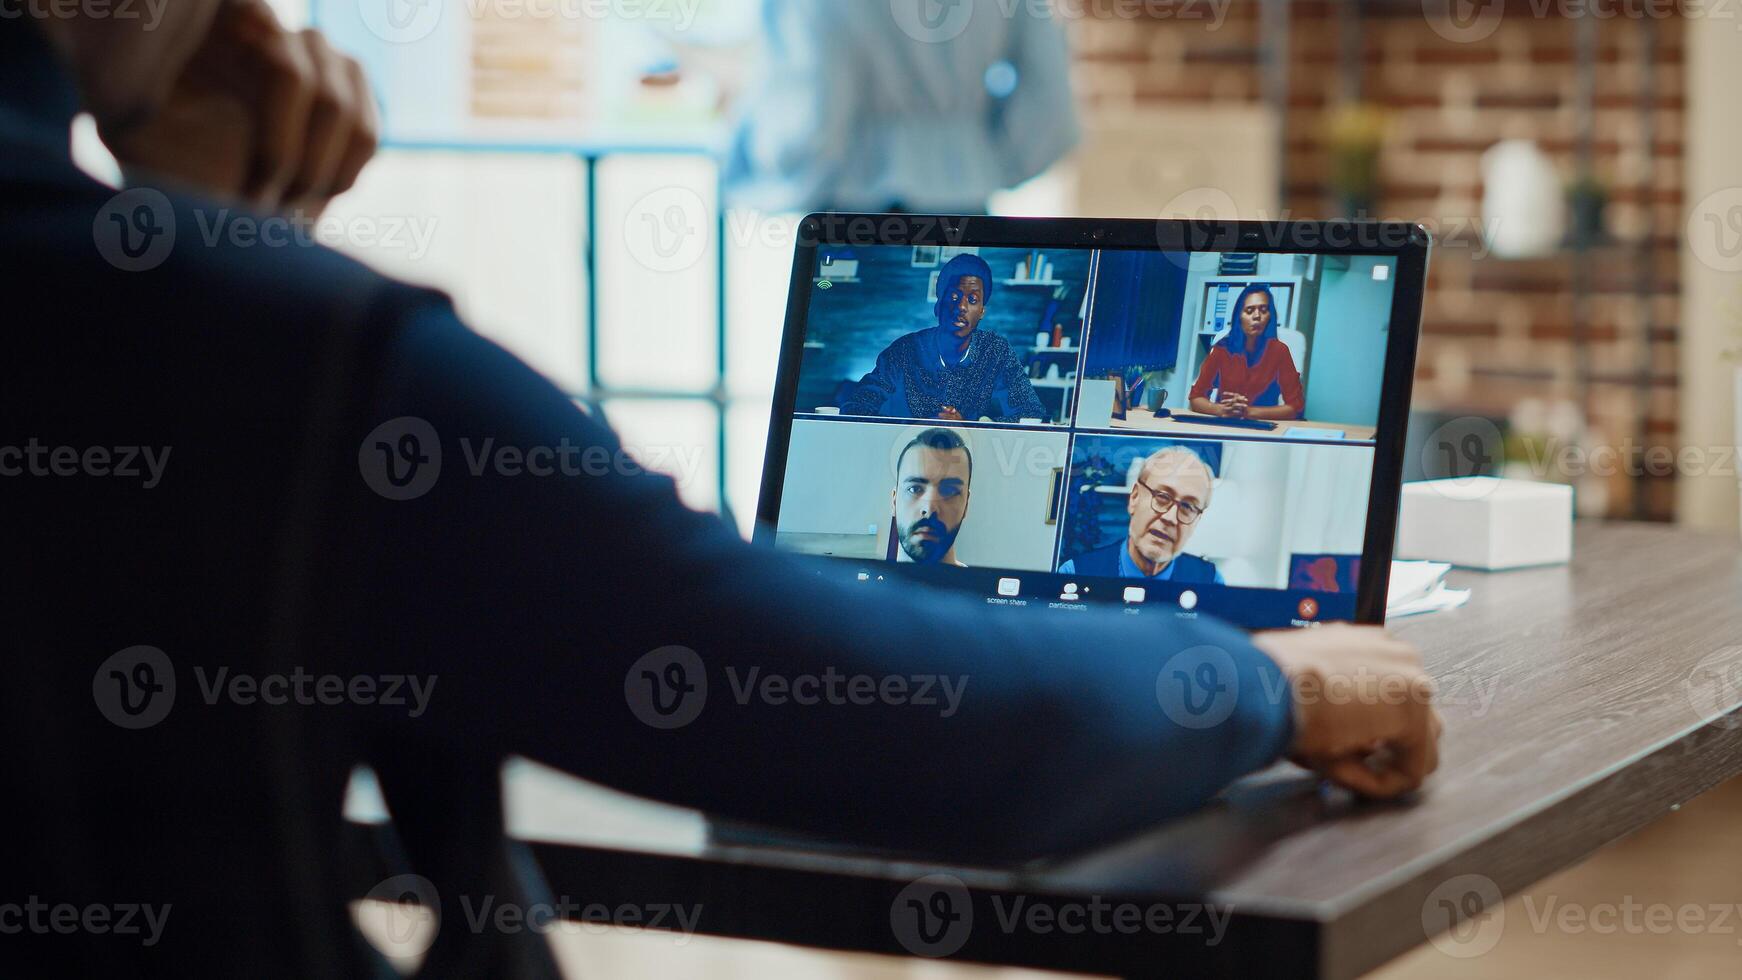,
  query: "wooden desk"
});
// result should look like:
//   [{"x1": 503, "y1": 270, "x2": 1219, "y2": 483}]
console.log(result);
[
  {"x1": 348, "y1": 524, "x2": 1742, "y2": 978},
  {"x1": 1114, "y1": 408, "x2": 1378, "y2": 442}
]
